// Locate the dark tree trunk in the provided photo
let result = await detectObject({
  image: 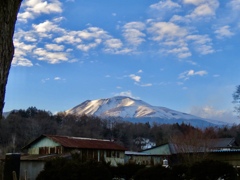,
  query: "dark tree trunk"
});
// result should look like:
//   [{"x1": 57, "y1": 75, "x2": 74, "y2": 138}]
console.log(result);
[{"x1": 0, "y1": 0, "x2": 22, "y2": 119}]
